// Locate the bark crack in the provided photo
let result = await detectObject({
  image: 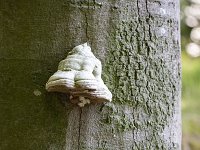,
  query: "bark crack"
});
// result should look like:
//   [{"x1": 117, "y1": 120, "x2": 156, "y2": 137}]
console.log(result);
[
  {"x1": 145, "y1": 0, "x2": 152, "y2": 41},
  {"x1": 85, "y1": 0, "x2": 90, "y2": 42},
  {"x1": 77, "y1": 1, "x2": 90, "y2": 42},
  {"x1": 84, "y1": 12, "x2": 89, "y2": 41},
  {"x1": 77, "y1": 108, "x2": 82, "y2": 150},
  {"x1": 136, "y1": 0, "x2": 140, "y2": 18}
]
